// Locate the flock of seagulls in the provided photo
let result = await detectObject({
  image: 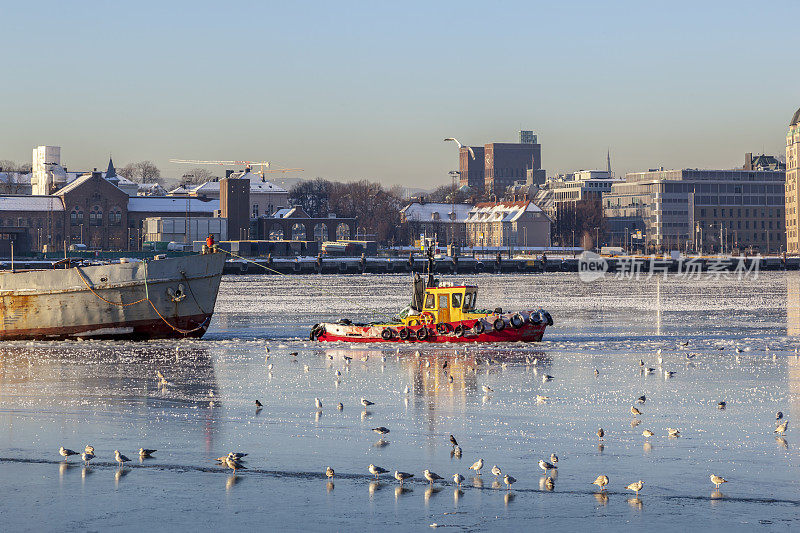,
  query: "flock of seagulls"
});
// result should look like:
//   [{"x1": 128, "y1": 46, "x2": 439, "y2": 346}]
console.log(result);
[
  {"x1": 58, "y1": 445, "x2": 156, "y2": 468},
  {"x1": 52, "y1": 343, "x2": 792, "y2": 507}
]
